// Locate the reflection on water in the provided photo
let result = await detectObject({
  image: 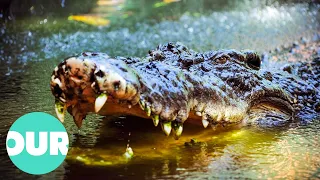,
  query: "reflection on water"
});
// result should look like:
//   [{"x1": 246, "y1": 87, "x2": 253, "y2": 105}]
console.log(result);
[
  {"x1": 59, "y1": 117, "x2": 320, "y2": 179},
  {"x1": 0, "y1": 0, "x2": 320, "y2": 179}
]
